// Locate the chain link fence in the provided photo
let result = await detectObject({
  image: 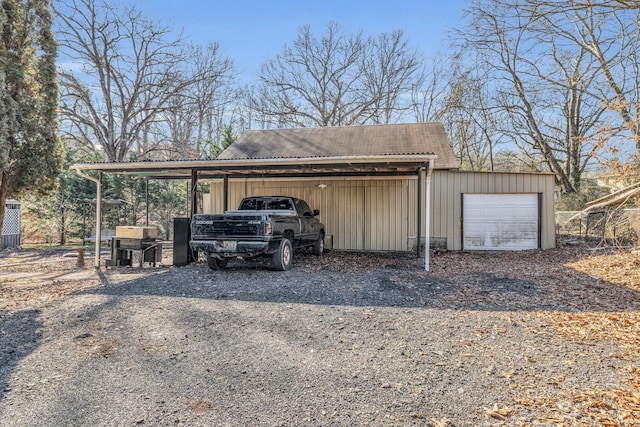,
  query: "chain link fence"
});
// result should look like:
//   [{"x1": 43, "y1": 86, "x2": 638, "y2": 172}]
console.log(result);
[{"x1": 556, "y1": 208, "x2": 640, "y2": 247}]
